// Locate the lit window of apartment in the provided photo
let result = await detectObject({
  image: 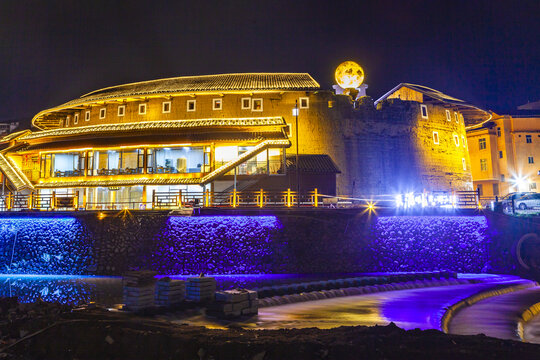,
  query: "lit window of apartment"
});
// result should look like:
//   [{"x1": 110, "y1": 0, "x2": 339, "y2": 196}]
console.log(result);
[
  {"x1": 420, "y1": 104, "x2": 428, "y2": 119},
  {"x1": 446, "y1": 109, "x2": 451, "y2": 121},
  {"x1": 162, "y1": 101, "x2": 171, "y2": 113},
  {"x1": 454, "y1": 112, "x2": 459, "y2": 123},
  {"x1": 85, "y1": 111, "x2": 90, "y2": 121},
  {"x1": 526, "y1": 135, "x2": 532, "y2": 143},
  {"x1": 528, "y1": 156, "x2": 534, "y2": 164},
  {"x1": 497, "y1": 127, "x2": 501, "y2": 137},
  {"x1": 499, "y1": 151, "x2": 503, "y2": 159},
  {"x1": 480, "y1": 159, "x2": 487, "y2": 172},
  {"x1": 65, "y1": 116, "x2": 70, "y2": 127},
  {"x1": 118, "y1": 105, "x2": 126, "y2": 117},
  {"x1": 479, "y1": 138, "x2": 486, "y2": 150},
  {"x1": 212, "y1": 98, "x2": 222, "y2": 110},
  {"x1": 432, "y1": 131, "x2": 439, "y2": 145},
  {"x1": 252, "y1": 98, "x2": 263, "y2": 111},
  {"x1": 299, "y1": 97, "x2": 309, "y2": 109},
  {"x1": 187, "y1": 100, "x2": 196, "y2": 112},
  {"x1": 138, "y1": 104, "x2": 147, "y2": 115},
  {"x1": 453, "y1": 133, "x2": 459, "y2": 147},
  {"x1": 99, "y1": 108, "x2": 106, "y2": 119},
  {"x1": 74, "y1": 114, "x2": 79, "y2": 124},
  {"x1": 462, "y1": 158, "x2": 466, "y2": 171},
  {"x1": 462, "y1": 135, "x2": 466, "y2": 148},
  {"x1": 241, "y1": 98, "x2": 251, "y2": 109}
]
